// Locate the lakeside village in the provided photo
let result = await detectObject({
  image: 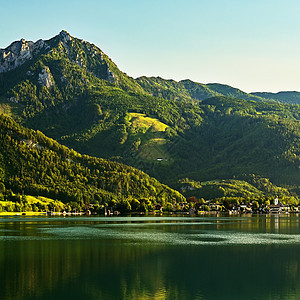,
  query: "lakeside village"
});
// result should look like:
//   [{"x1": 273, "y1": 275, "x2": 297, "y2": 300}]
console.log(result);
[
  {"x1": 124, "y1": 196, "x2": 297, "y2": 216},
  {"x1": 0, "y1": 179, "x2": 297, "y2": 216},
  {"x1": 13, "y1": 195, "x2": 298, "y2": 217}
]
